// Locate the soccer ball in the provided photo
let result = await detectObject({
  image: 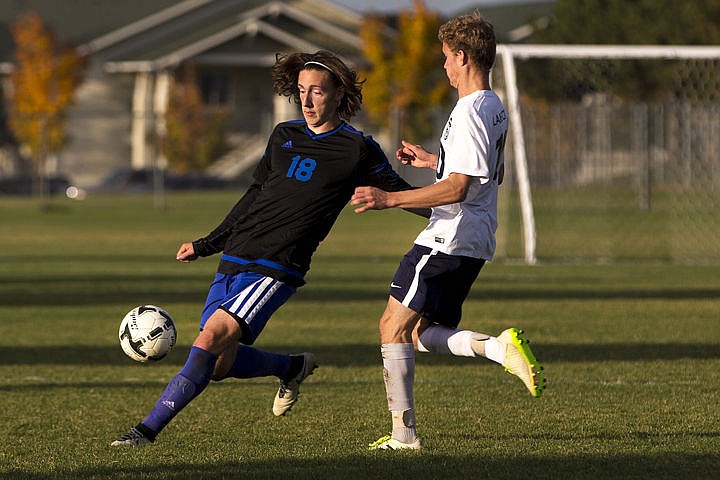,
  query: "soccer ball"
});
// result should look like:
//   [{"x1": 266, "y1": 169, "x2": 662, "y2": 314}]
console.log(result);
[{"x1": 119, "y1": 305, "x2": 177, "y2": 362}]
